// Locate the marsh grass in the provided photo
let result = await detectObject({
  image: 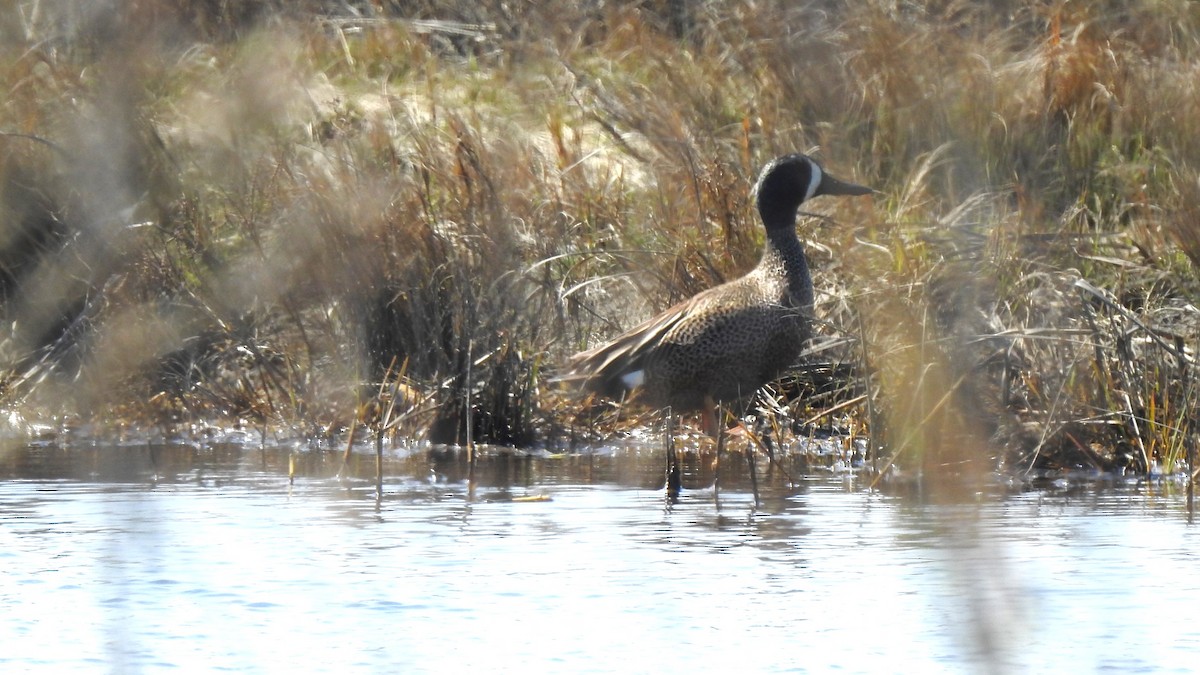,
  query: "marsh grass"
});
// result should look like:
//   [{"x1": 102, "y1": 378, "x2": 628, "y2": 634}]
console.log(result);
[{"x1": 2, "y1": 0, "x2": 1200, "y2": 482}]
